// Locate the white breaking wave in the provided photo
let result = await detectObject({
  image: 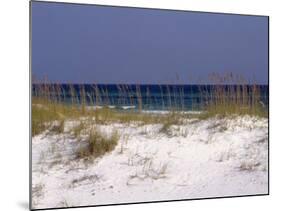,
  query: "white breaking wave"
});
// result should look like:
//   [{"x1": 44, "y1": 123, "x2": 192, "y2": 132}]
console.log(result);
[{"x1": 120, "y1": 105, "x2": 136, "y2": 110}]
